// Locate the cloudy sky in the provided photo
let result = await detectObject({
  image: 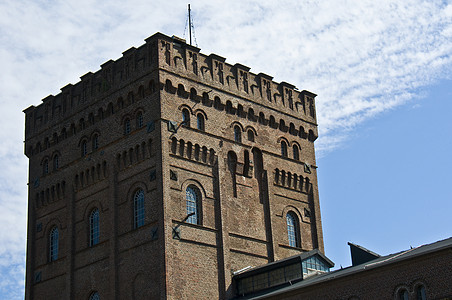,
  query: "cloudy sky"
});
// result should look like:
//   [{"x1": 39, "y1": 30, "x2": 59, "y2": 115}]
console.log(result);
[{"x1": 1, "y1": 0, "x2": 451, "y2": 298}]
